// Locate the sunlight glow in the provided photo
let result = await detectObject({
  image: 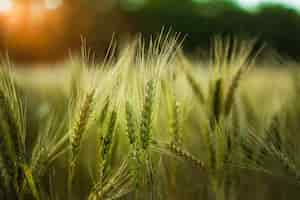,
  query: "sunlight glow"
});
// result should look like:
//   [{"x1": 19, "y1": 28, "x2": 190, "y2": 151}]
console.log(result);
[
  {"x1": 0, "y1": 0, "x2": 13, "y2": 12},
  {"x1": 30, "y1": 3, "x2": 46, "y2": 23},
  {"x1": 45, "y1": 0, "x2": 63, "y2": 10}
]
